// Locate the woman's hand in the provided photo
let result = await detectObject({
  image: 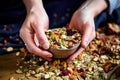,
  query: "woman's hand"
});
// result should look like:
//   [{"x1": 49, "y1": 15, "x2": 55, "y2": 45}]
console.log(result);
[
  {"x1": 20, "y1": 0, "x2": 52, "y2": 61},
  {"x1": 67, "y1": 9, "x2": 95, "y2": 63},
  {"x1": 67, "y1": 0, "x2": 108, "y2": 63}
]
